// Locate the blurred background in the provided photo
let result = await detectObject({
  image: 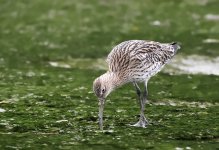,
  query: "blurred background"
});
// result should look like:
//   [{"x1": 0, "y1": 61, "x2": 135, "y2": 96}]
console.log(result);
[{"x1": 0, "y1": 0, "x2": 218, "y2": 149}]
